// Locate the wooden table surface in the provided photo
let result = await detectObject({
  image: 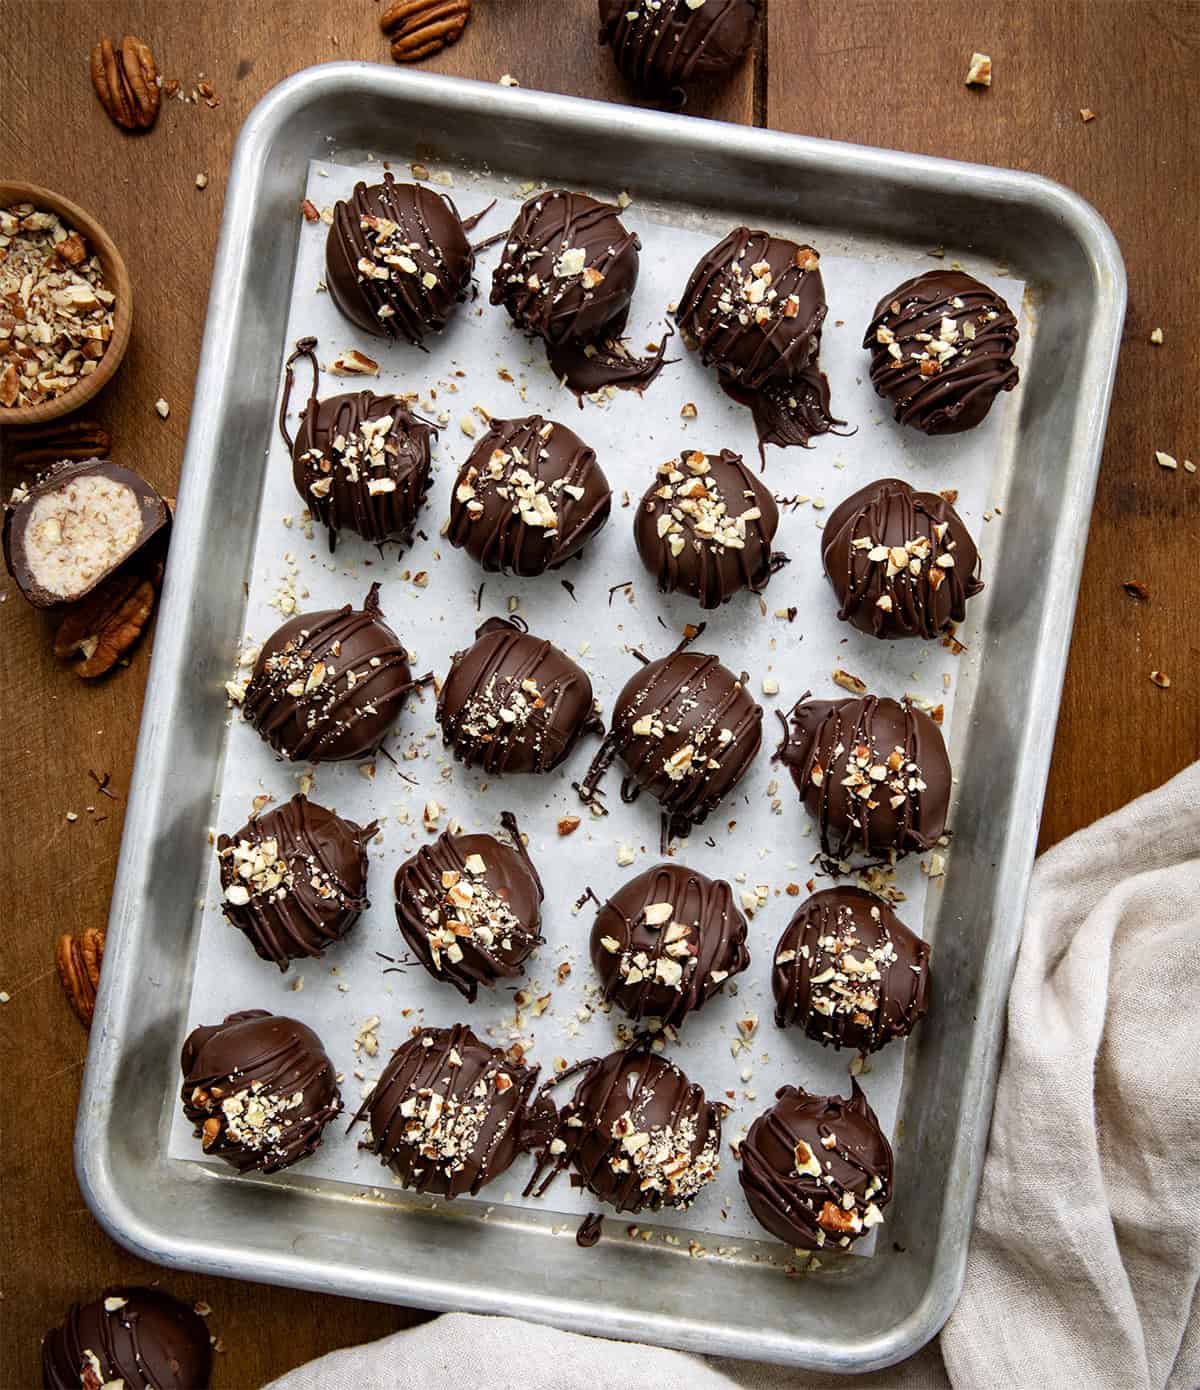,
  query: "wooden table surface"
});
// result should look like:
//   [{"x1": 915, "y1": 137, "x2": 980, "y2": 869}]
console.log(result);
[{"x1": 2, "y1": 2, "x2": 1196, "y2": 1383}]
